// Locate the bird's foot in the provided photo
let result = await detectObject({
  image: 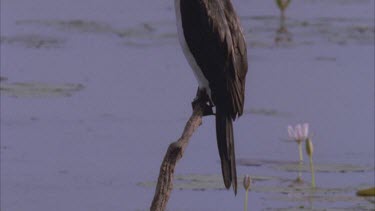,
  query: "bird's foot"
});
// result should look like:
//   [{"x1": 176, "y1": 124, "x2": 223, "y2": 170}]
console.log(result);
[{"x1": 192, "y1": 89, "x2": 214, "y2": 116}]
